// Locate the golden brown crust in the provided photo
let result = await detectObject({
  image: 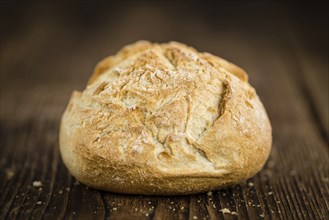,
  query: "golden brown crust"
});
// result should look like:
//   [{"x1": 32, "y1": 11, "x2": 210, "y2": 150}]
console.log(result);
[{"x1": 60, "y1": 41, "x2": 272, "y2": 195}]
